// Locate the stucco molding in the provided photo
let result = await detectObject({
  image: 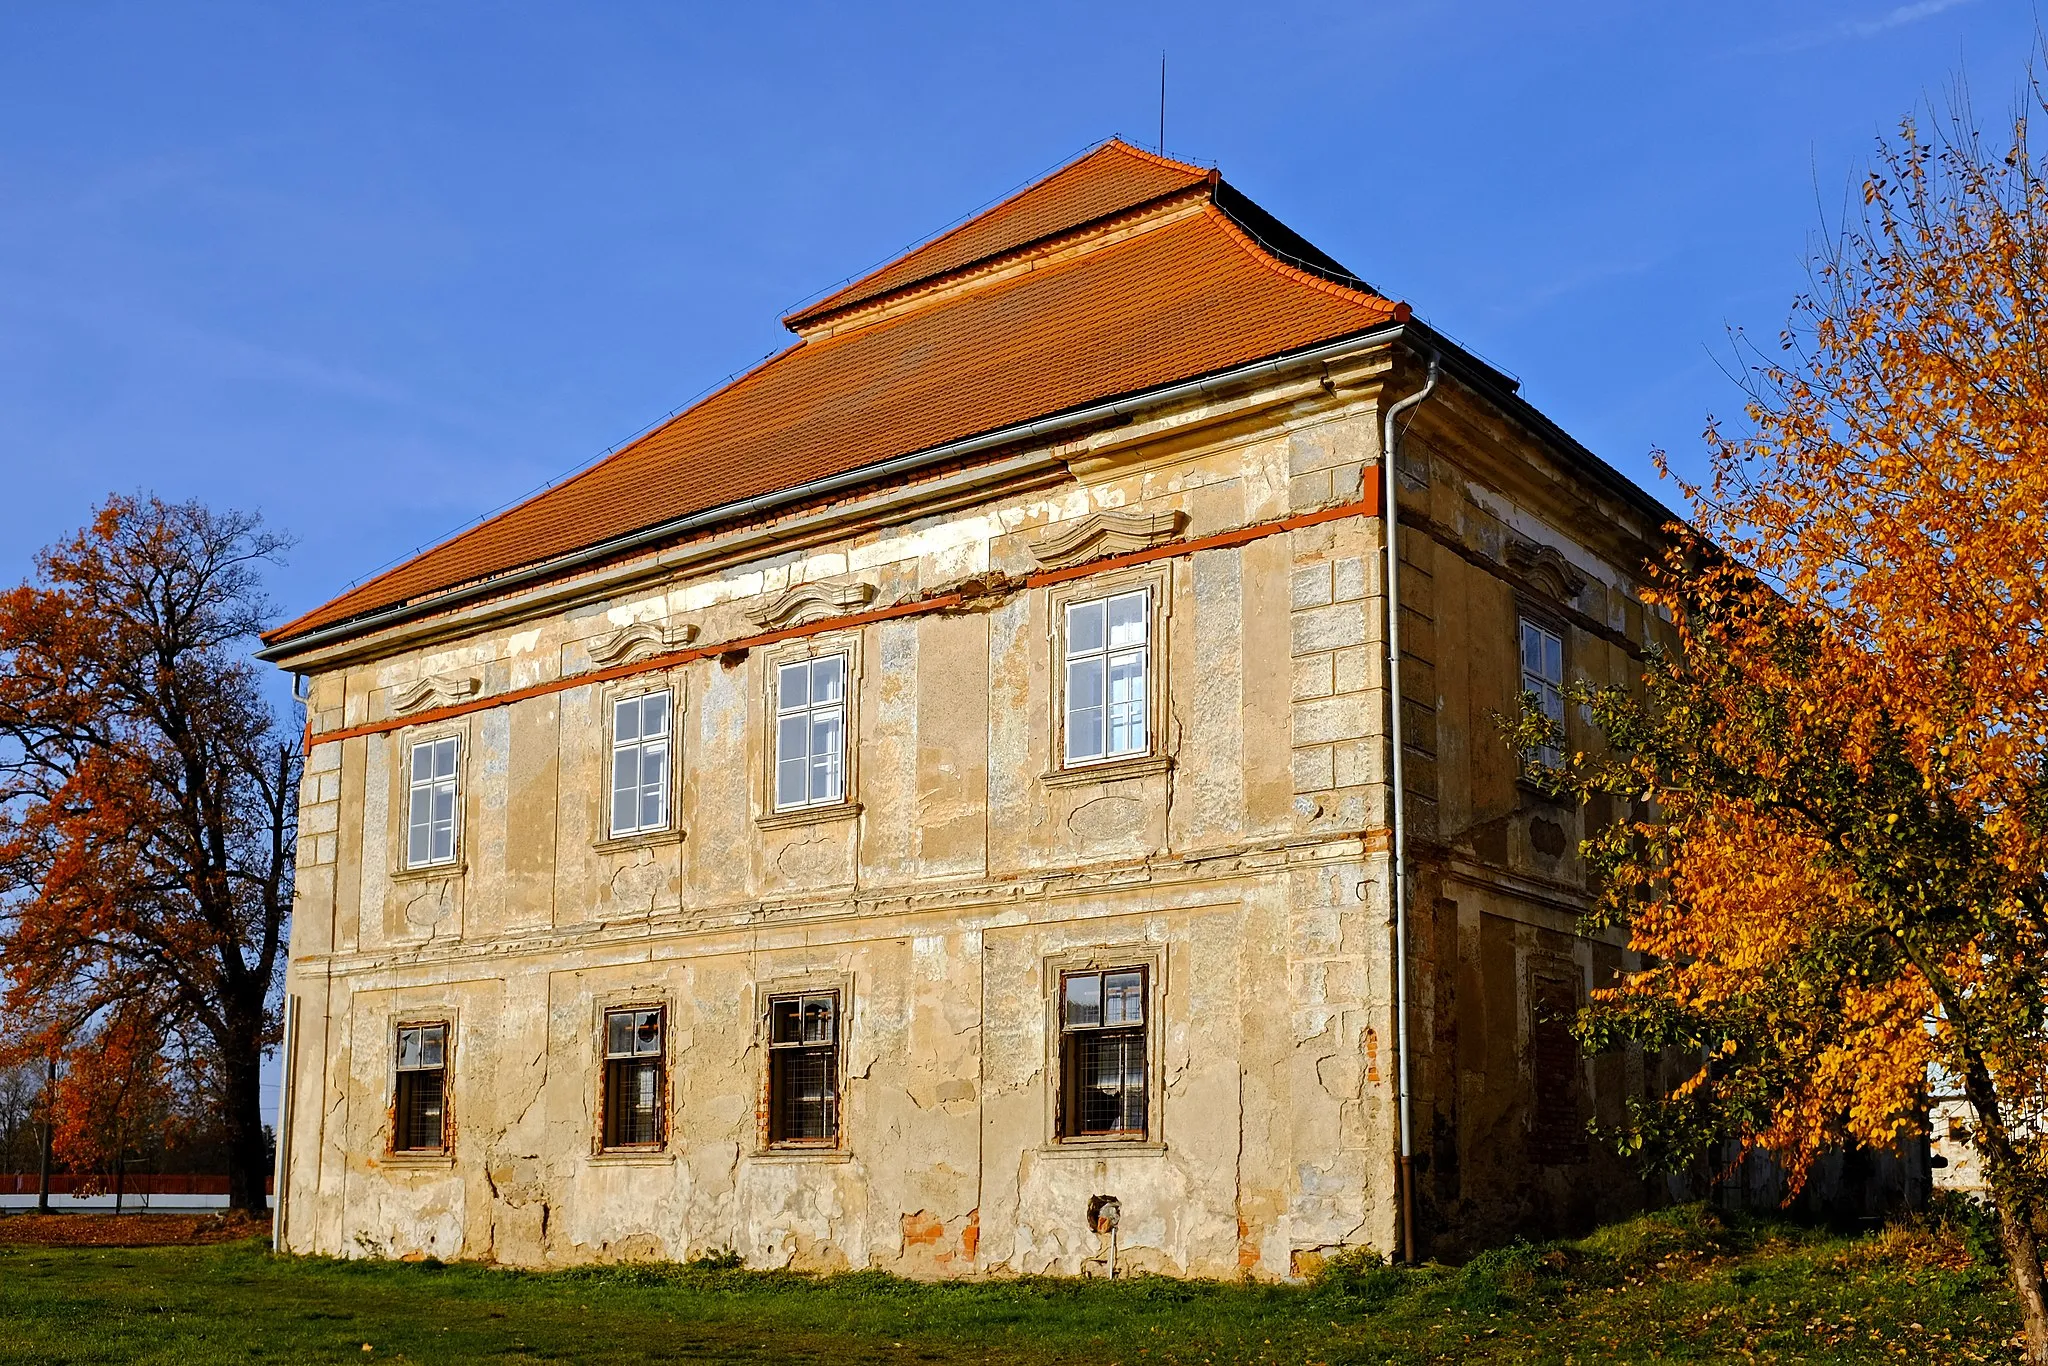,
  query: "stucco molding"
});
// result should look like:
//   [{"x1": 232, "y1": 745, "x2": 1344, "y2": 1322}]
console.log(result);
[
  {"x1": 389, "y1": 674, "x2": 481, "y2": 716},
  {"x1": 1505, "y1": 538, "x2": 1588, "y2": 602},
  {"x1": 1028, "y1": 508, "x2": 1187, "y2": 571},
  {"x1": 743, "y1": 577, "x2": 877, "y2": 631},
  {"x1": 585, "y1": 621, "x2": 700, "y2": 668}
]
